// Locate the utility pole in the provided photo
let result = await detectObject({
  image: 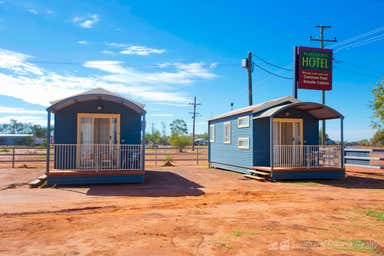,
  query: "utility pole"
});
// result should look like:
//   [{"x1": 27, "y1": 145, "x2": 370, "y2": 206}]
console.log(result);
[
  {"x1": 242, "y1": 52, "x2": 254, "y2": 106},
  {"x1": 189, "y1": 96, "x2": 201, "y2": 151},
  {"x1": 310, "y1": 25, "x2": 337, "y2": 144}
]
